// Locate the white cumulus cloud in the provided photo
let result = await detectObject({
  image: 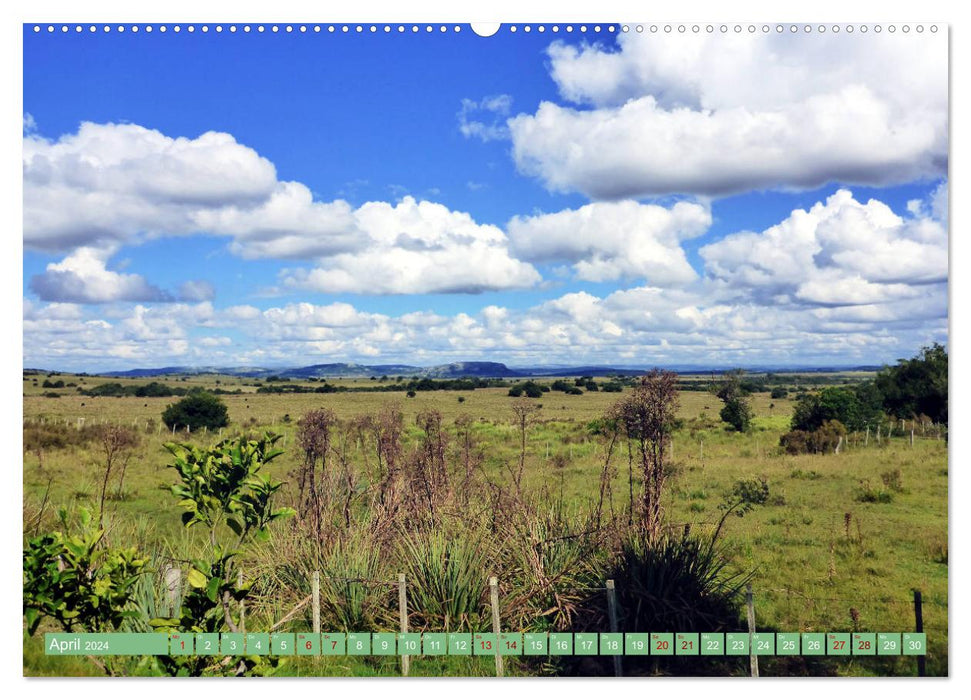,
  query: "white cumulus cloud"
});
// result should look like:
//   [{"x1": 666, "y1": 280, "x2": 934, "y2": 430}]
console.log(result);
[
  {"x1": 508, "y1": 200, "x2": 710, "y2": 284},
  {"x1": 509, "y1": 31, "x2": 947, "y2": 198}
]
